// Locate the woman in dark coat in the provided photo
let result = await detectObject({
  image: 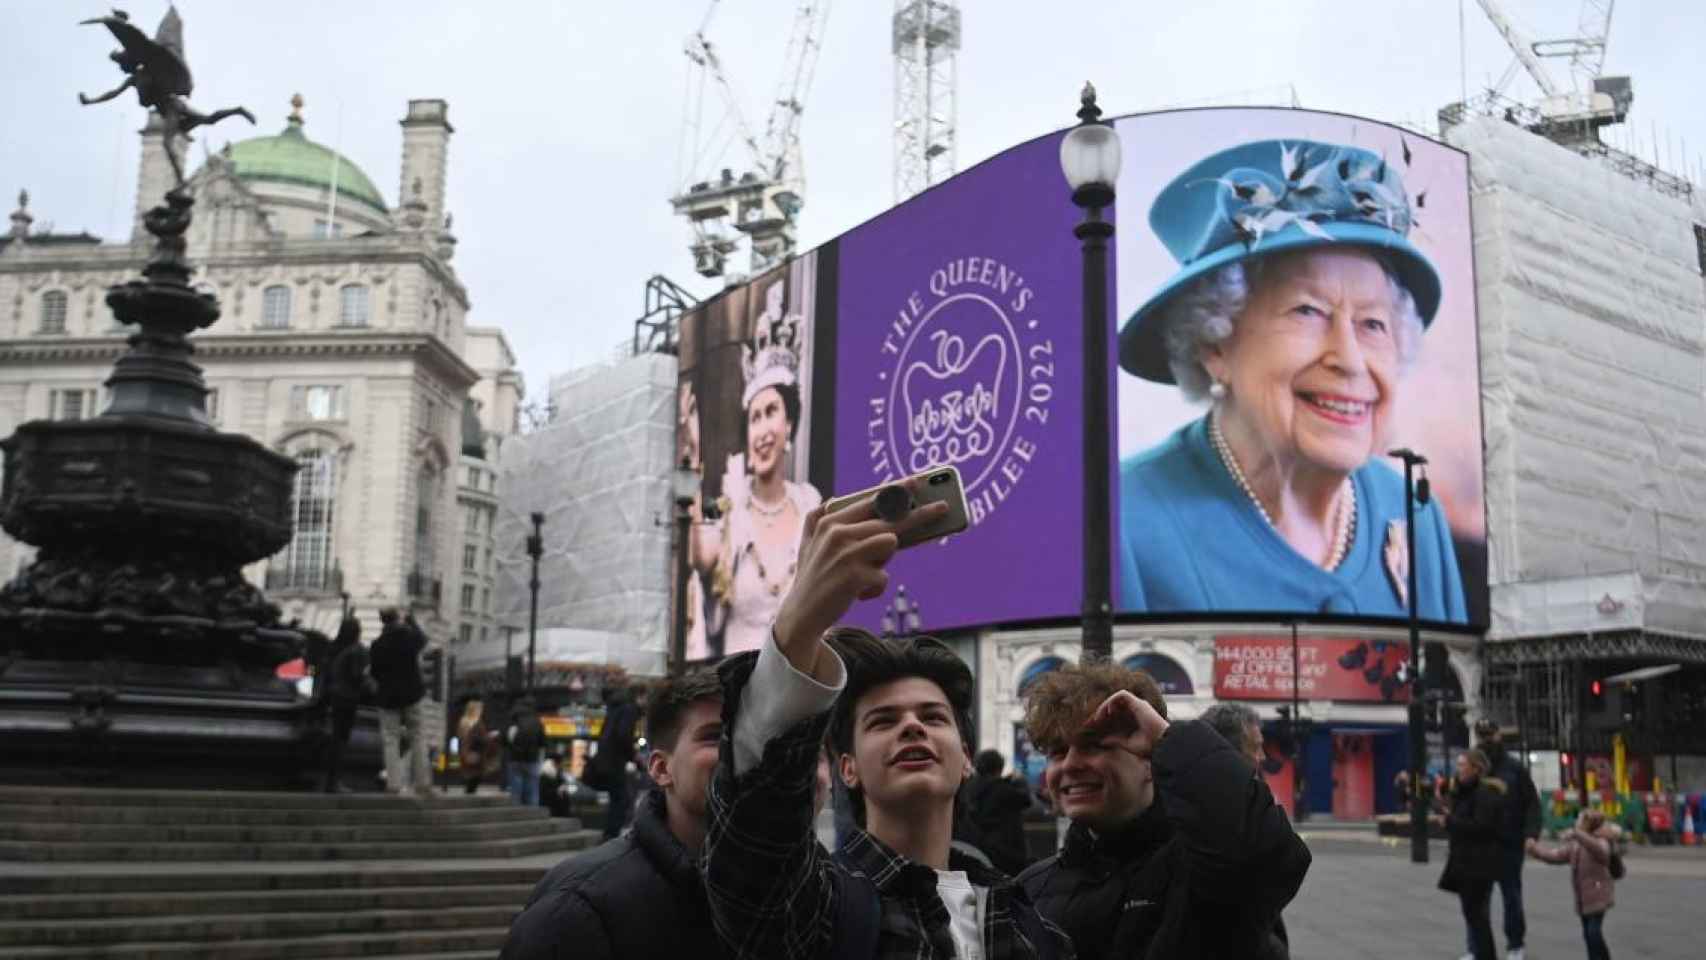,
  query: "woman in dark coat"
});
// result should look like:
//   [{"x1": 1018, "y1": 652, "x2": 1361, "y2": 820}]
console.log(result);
[{"x1": 1442, "y1": 748, "x2": 1509, "y2": 960}]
